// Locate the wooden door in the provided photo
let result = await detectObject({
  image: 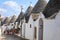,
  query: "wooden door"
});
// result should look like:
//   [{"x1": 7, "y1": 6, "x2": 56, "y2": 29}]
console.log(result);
[{"x1": 34, "y1": 27, "x2": 37, "y2": 40}]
